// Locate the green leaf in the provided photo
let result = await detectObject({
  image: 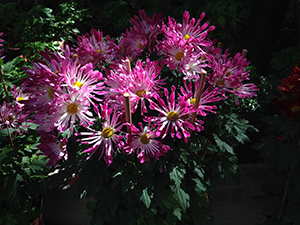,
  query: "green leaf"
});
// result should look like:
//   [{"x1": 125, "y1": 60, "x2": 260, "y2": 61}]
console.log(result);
[
  {"x1": 170, "y1": 166, "x2": 186, "y2": 187},
  {"x1": 171, "y1": 185, "x2": 190, "y2": 211},
  {"x1": 213, "y1": 134, "x2": 234, "y2": 154},
  {"x1": 192, "y1": 178, "x2": 206, "y2": 195},
  {"x1": 140, "y1": 188, "x2": 151, "y2": 209},
  {"x1": 173, "y1": 208, "x2": 182, "y2": 220}
]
